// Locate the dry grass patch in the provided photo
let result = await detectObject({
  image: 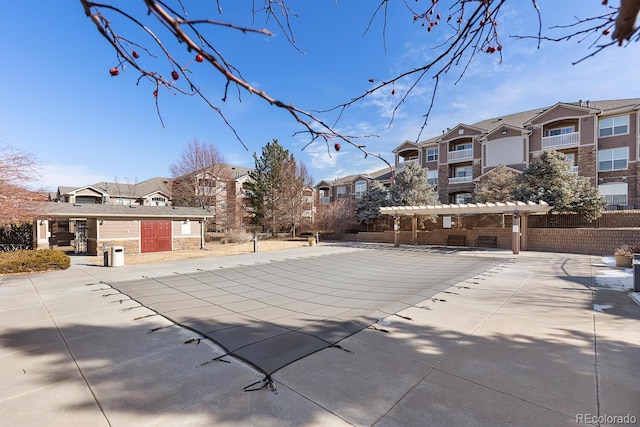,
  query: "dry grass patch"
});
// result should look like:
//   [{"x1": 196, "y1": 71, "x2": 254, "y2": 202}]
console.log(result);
[{"x1": 82, "y1": 239, "x2": 311, "y2": 266}]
